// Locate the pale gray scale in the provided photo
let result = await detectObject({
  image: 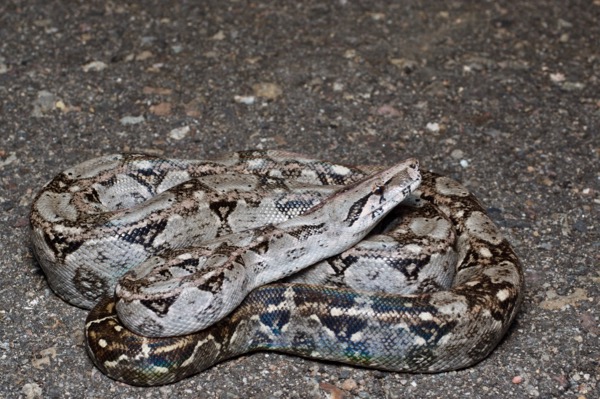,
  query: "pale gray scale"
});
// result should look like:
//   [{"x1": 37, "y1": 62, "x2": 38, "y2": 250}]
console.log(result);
[
  {"x1": 117, "y1": 231, "x2": 262, "y2": 295},
  {"x1": 482, "y1": 260, "x2": 522, "y2": 287},
  {"x1": 155, "y1": 169, "x2": 193, "y2": 194},
  {"x1": 113, "y1": 159, "x2": 420, "y2": 337},
  {"x1": 120, "y1": 254, "x2": 170, "y2": 282},
  {"x1": 33, "y1": 191, "x2": 78, "y2": 223},
  {"x1": 38, "y1": 174, "x2": 320, "y2": 308},
  {"x1": 272, "y1": 189, "x2": 334, "y2": 215},
  {"x1": 62, "y1": 236, "x2": 151, "y2": 307},
  {"x1": 117, "y1": 255, "x2": 250, "y2": 337},
  {"x1": 237, "y1": 152, "x2": 366, "y2": 186},
  {"x1": 434, "y1": 176, "x2": 471, "y2": 197},
  {"x1": 334, "y1": 249, "x2": 454, "y2": 295},
  {"x1": 287, "y1": 196, "x2": 456, "y2": 294},
  {"x1": 164, "y1": 173, "x2": 334, "y2": 233},
  {"x1": 408, "y1": 216, "x2": 454, "y2": 242},
  {"x1": 133, "y1": 161, "x2": 218, "y2": 193},
  {"x1": 104, "y1": 190, "x2": 177, "y2": 227},
  {"x1": 115, "y1": 228, "x2": 296, "y2": 335},
  {"x1": 29, "y1": 154, "x2": 267, "y2": 307},
  {"x1": 70, "y1": 186, "x2": 220, "y2": 272},
  {"x1": 205, "y1": 183, "x2": 335, "y2": 232},
  {"x1": 34, "y1": 153, "x2": 524, "y2": 386},
  {"x1": 224, "y1": 194, "x2": 302, "y2": 230},
  {"x1": 190, "y1": 173, "x2": 264, "y2": 194},
  {"x1": 287, "y1": 241, "x2": 456, "y2": 295},
  {"x1": 464, "y1": 211, "x2": 503, "y2": 245},
  {"x1": 35, "y1": 241, "x2": 143, "y2": 309},
  {"x1": 93, "y1": 157, "x2": 227, "y2": 205},
  {"x1": 93, "y1": 174, "x2": 155, "y2": 211},
  {"x1": 62, "y1": 154, "x2": 123, "y2": 180},
  {"x1": 72, "y1": 266, "x2": 111, "y2": 303},
  {"x1": 247, "y1": 227, "x2": 324, "y2": 286}
]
